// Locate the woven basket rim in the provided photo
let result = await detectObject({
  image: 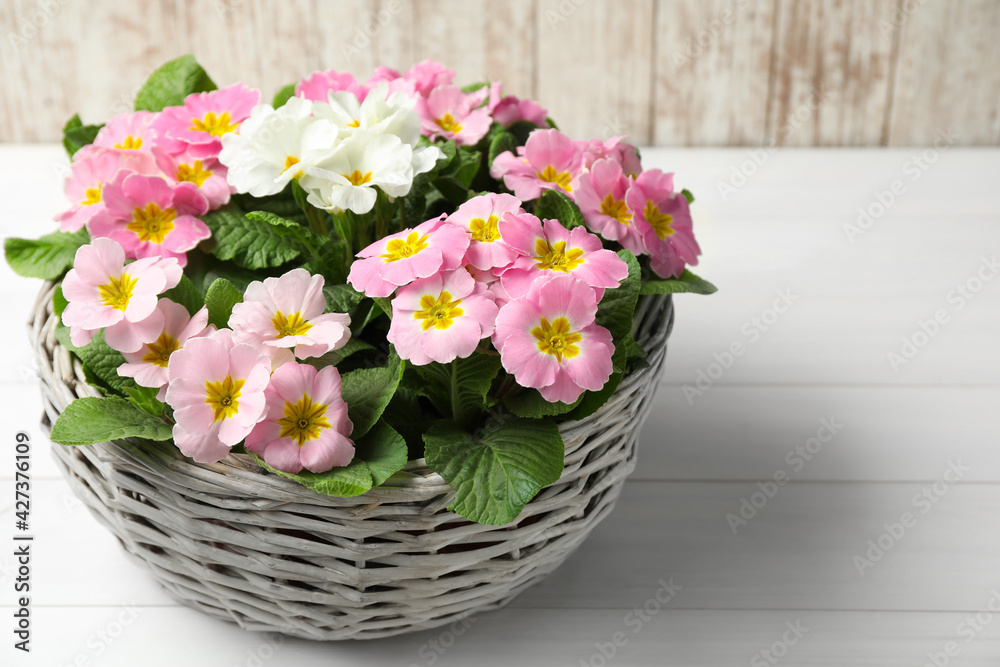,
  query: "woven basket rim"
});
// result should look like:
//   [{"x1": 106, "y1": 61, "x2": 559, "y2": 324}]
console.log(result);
[{"x1": 32, "y1": 282, "x2": 673, "y2": 505}]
